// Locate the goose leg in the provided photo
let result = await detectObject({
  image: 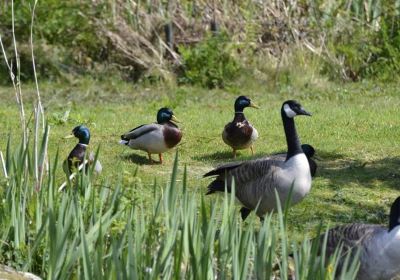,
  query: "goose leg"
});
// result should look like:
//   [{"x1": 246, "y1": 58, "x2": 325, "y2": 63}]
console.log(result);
[
  {"x1": 250, "y1": 146, "x2": 254, "y2": 155},
  {"x1": 233, "y1": 149, "x2": 237, "y2": 158},
  {"x1": 147, "y1": 152, "x2": 154, "y2": 164},
  {"x1": 158, "y1": 153, "x2": 163, "y2": 164}
]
